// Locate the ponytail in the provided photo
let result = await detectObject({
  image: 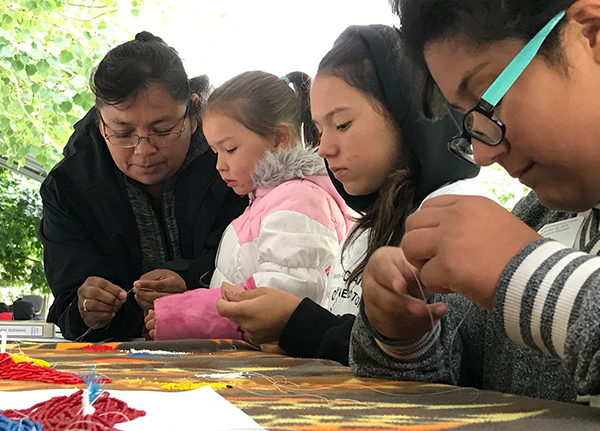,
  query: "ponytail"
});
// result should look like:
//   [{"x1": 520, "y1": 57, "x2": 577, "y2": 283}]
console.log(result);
[
  {"x1": 283, "y1": 72, "x2": 320, "y2": 148},
  {"x1": 204, "y1": 70, "x2": 317, "y2": 148}
]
